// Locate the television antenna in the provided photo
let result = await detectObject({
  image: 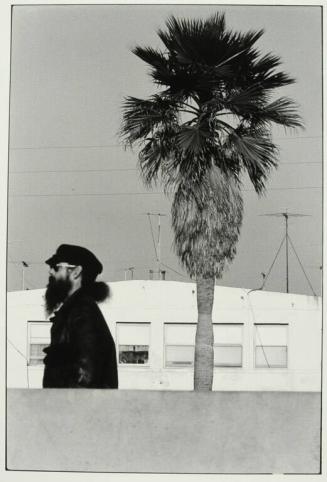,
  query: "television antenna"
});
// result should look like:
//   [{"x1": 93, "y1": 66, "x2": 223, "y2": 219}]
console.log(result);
[
  {"x1": 142, "y1": 212, "x2": 167, "y2": 279},
  {"x1": 259, "y1": 211, "x2": 315, "y2": 295},
  {"x1": 21, "y1": 261, "x2": 29, "y2": 290},
  {"x1": 124, "y1": 266, "x2": 135, "y2": 280}
]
